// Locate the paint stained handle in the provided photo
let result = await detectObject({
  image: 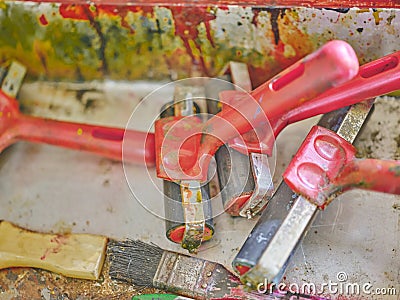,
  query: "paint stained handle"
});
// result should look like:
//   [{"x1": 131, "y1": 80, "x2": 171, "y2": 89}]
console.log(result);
[
  {"x1": 203, "y1": 40, "x2": 358, "y2": 149},
  {"x1": 0, "y1": 221, "x2": 107, "y2": 280},
  {"x1": 273, "y1": 49, "x2": 400, "y2": 135},
  {"x1": 0, "y1": 89, "x2": 155, "y2": 166},
  {"x1": 284, "y1": 126, "x2": 400, "y2": 208},
  {"x1": 157, "y1": 40, "x2": 359, "y2": 181},
  {"x1": 327, "y1": 159, "x2": 400, "y2": 197},
  {"x1": 14, "y1": 114, "x2": 155, "y2": 166},
  {"x1": 229, "y1": 49, "x2": 400, "y2": 155}
]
